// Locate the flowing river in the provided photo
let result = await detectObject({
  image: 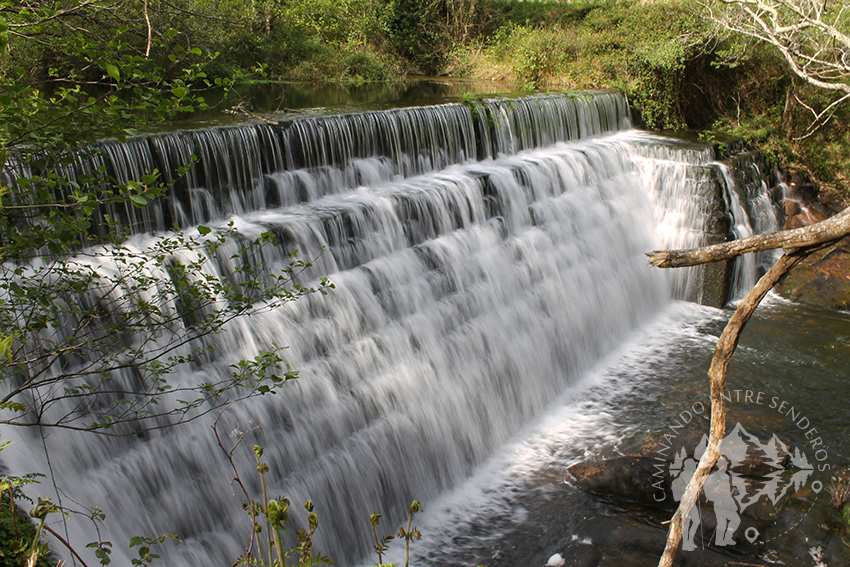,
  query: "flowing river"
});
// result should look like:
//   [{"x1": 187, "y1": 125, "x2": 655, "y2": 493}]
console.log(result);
[{"x1": 3, "y1": 91, "x2": 848, "y2": 567}]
